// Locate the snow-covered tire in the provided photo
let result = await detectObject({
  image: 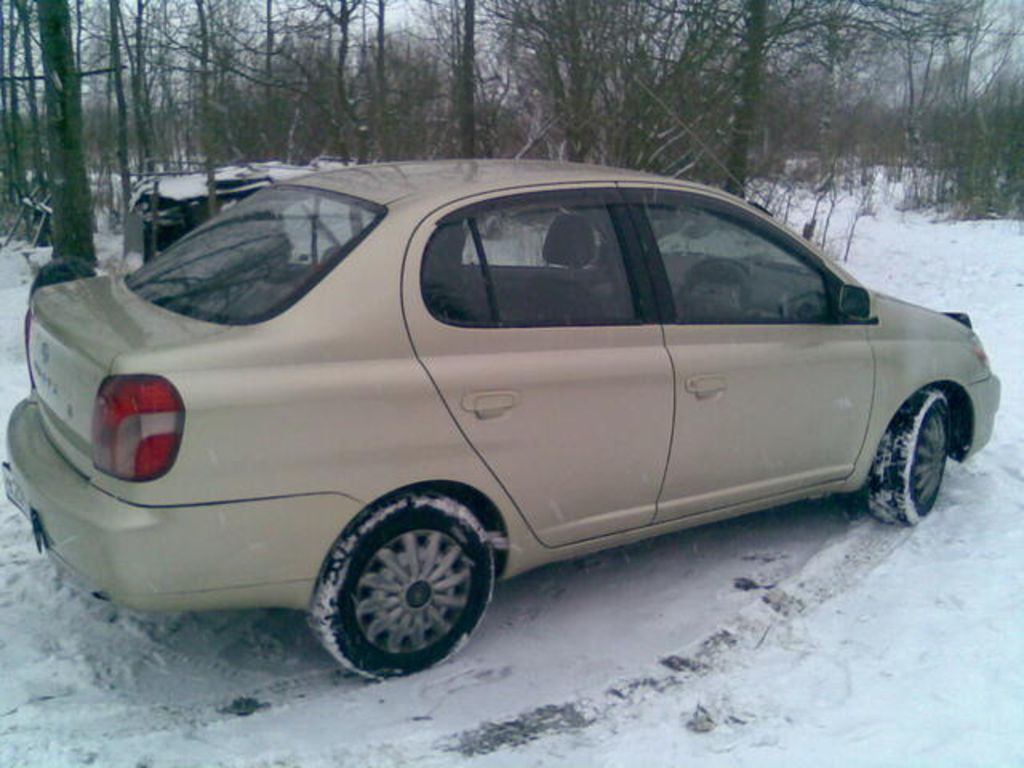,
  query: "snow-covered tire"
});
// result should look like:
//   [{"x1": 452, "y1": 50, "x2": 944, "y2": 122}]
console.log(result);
[
  {"x1": 309, "y1": 493, "x2": 494, "y2": 678},
  {"x1": 868, "y1": 389, "x2": 950, "y2": 525}
]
